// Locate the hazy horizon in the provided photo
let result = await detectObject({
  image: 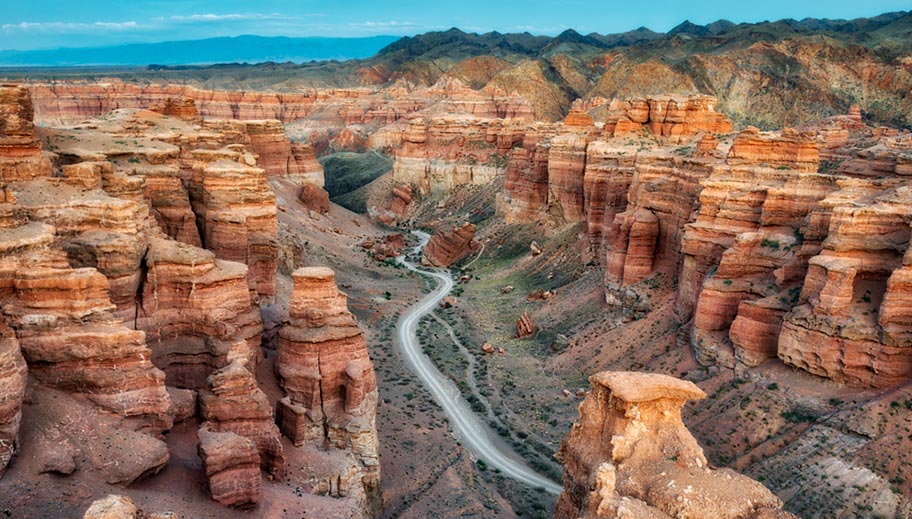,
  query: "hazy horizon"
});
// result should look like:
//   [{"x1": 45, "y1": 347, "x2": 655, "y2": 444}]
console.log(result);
[{"x1": 2, "y1": 0, "x2": 910, "y2": 52}]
